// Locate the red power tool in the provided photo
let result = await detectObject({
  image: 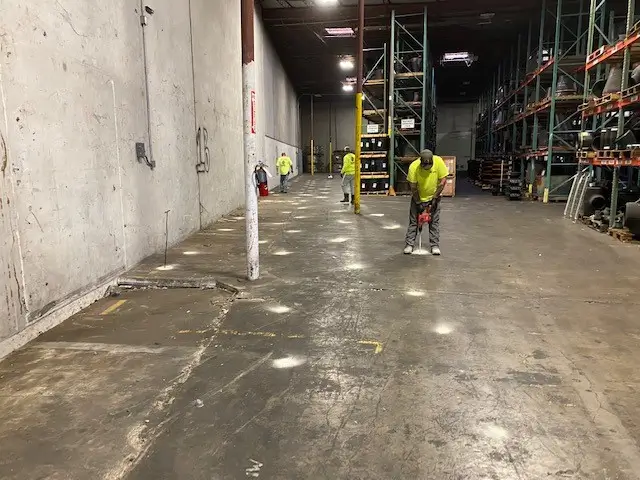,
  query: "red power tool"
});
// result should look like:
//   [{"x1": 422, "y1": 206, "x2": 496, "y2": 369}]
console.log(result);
[
  {"x1": 417, "y1": 204, "x2": 432, "y2": 231},
  {"x1": 416, "y1": 203, "x2": 432, "y2": 252}
]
